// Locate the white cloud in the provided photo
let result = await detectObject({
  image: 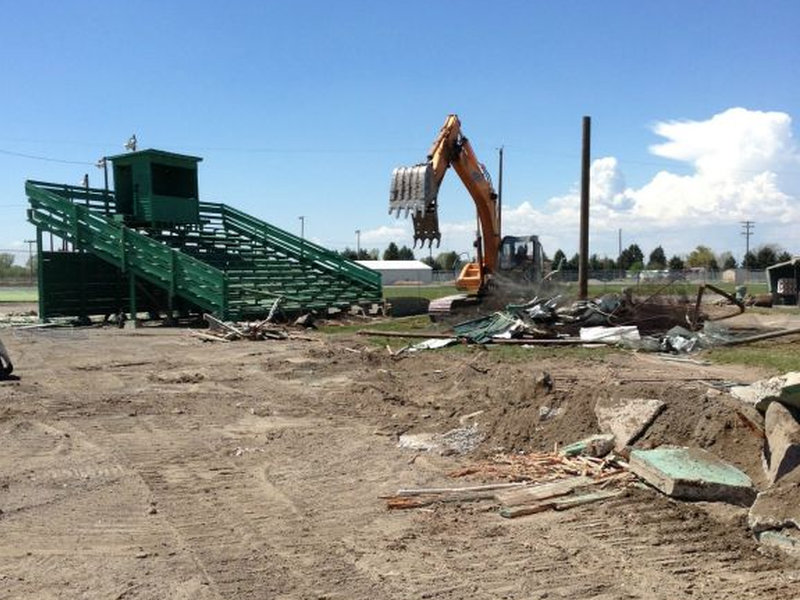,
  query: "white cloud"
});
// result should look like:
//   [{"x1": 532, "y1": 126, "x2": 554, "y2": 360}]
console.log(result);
[{"x1": 360, "y1": 224, "x2": 410, "y2": 244}]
